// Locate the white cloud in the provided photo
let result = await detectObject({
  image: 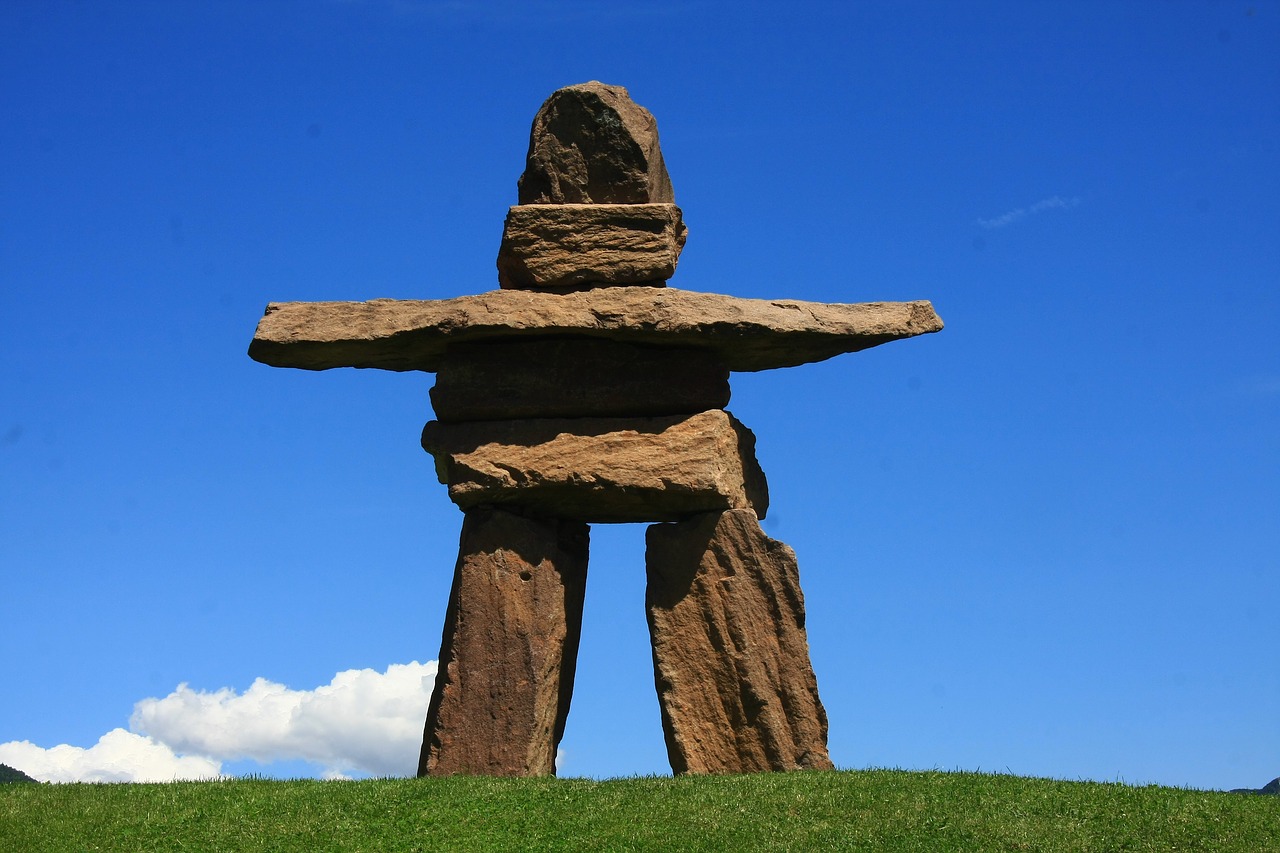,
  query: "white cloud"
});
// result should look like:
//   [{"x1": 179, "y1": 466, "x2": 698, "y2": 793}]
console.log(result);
[
  {"x1": 0, "y1": 661, "x2": 438, "y2": 782},
  {"x1": 977, "y1": 195, "x2": 1081, "y2": 229},
  {"x1": 130, "y1": 661, "x2": 437, "y2": 778},
  {"x1": 0, "y1": 729, "x2": 222, "y2": 783}
]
